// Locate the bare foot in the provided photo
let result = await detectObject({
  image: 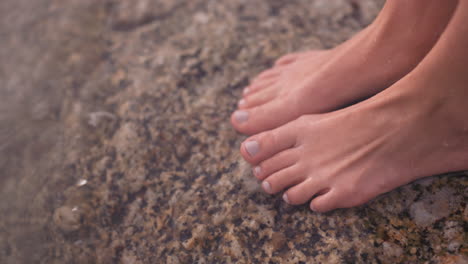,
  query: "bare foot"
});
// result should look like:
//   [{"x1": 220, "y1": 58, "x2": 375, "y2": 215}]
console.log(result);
[
  {"x1": 269, "y1": 50, "x2": 318, "y2": 68},
  {"x1": 239, "y1": 0, "x2": 468, "y2": 212},
  {"x1": 231, "y1": 0, "x2": 457, "y2": 135},
  {"x1": 250, "y1": 25, "x2": 373, "y2": 86}
]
